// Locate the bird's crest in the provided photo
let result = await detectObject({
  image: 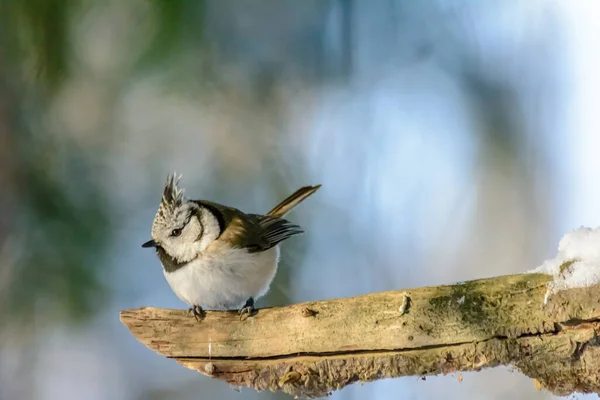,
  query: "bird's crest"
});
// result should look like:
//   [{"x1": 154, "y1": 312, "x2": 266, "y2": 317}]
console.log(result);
[{"x1": 154, "y1": 172, "x2": 185, "y2": 226}]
